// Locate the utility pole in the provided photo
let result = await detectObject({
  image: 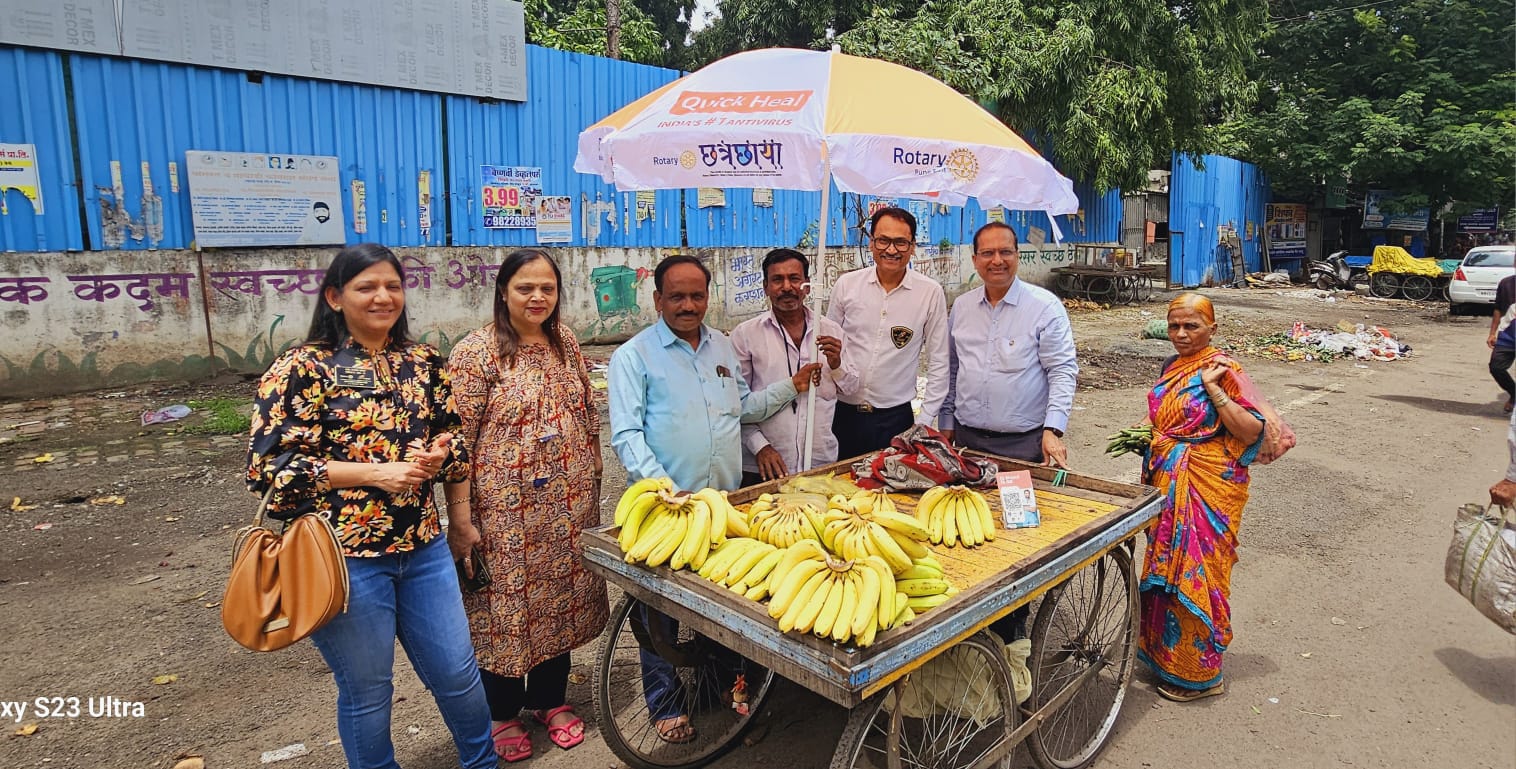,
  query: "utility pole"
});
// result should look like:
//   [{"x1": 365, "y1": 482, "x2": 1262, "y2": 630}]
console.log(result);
[{"x1": 607, "y1": 0, "x2": 622, "y2": 59}]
